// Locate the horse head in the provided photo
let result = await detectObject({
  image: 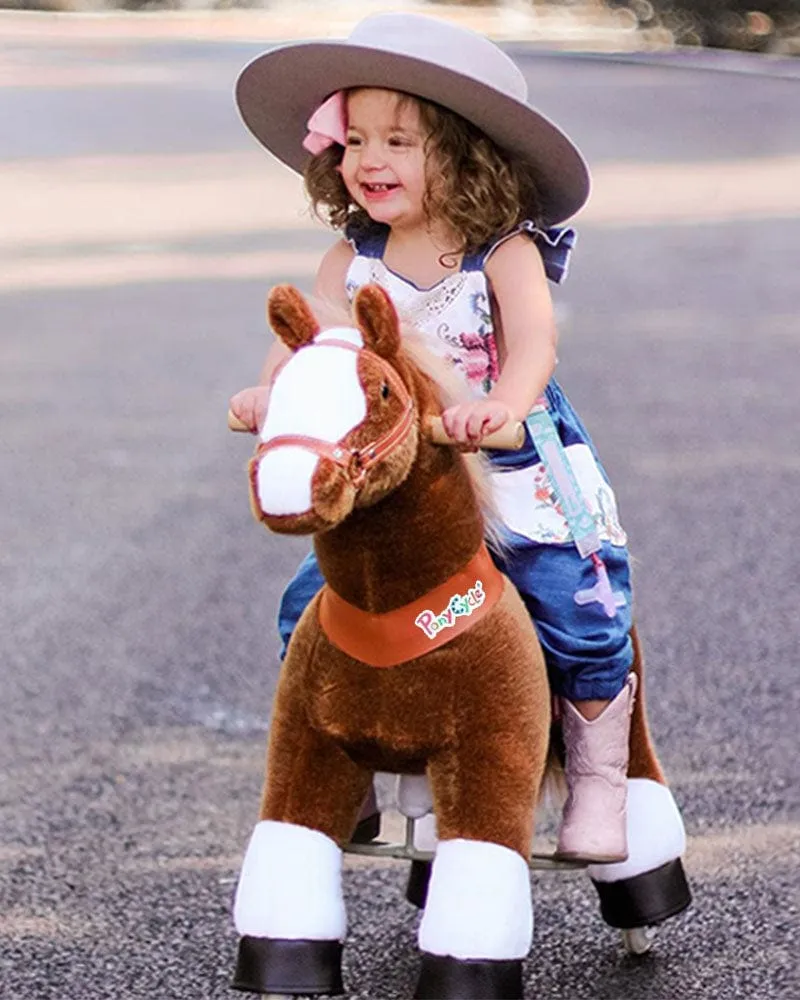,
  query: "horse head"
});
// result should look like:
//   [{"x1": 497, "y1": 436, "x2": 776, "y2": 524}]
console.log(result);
[{"x1": 250, "y1": 284, "x2": 432, "y2": 534}]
